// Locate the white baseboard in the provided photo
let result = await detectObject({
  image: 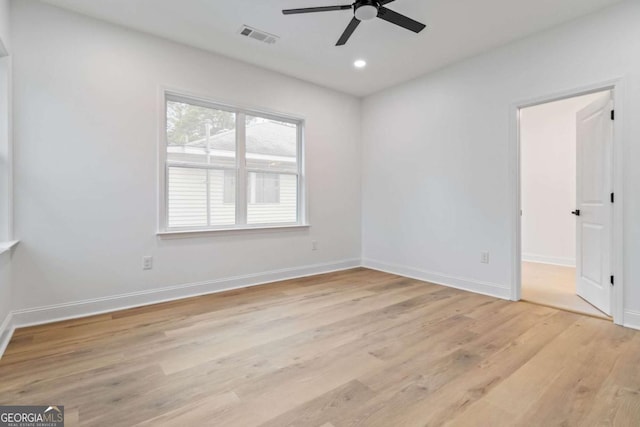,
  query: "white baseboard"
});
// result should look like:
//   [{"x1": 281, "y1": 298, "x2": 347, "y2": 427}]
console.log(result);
[
  {"x1": 6, "y1": 254, "x2": 635, "y2": 361},
  {"x1": 362, "y1": 258, "x2": 511, "y2": 300},
  {"x1": 0, "y1": 312, "x2": 14, "y2": 360},
  {"x1": 623, "y1": 310, "x2": 640, "y2": 331},
  {"x1": 522, "y1": 253, "x2": 576, "y2": 267},
  {"x1": 9, "y1": 258, "x2": 361, "y2": 331}
]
